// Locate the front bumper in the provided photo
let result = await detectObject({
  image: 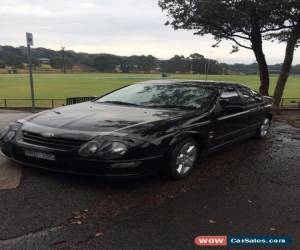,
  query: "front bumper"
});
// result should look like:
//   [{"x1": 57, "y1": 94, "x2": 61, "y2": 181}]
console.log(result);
[{"x1": 0, "y1": 141, "x2": 164, "y2": 179}]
